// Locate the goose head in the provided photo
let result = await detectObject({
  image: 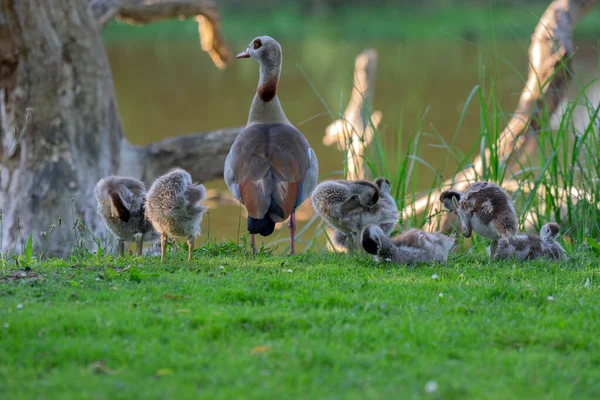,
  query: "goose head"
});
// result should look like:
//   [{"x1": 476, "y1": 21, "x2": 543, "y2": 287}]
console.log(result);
[
  {"x1": 237, "y1": 36, "x2": 282, "y2": 103},
  {"x1": 540, "y1": 222, "x2": 560, "y2": 241},
  {"x1": 237, "y1": 36, "x2": 281, "y2": 63}
]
